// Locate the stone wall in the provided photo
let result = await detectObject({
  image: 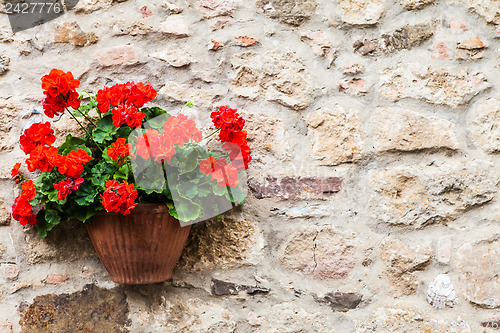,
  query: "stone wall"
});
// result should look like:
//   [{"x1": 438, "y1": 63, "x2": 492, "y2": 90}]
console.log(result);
[{"x1": 0, "y1": 0, "x2": 499, "y2": 331}]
